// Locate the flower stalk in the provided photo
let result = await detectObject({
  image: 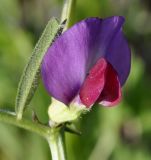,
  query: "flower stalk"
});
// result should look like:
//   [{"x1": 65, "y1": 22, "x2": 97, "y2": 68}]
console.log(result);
[{"x1": 47, "y1": 127, "x2": 67, "y2": 160}]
